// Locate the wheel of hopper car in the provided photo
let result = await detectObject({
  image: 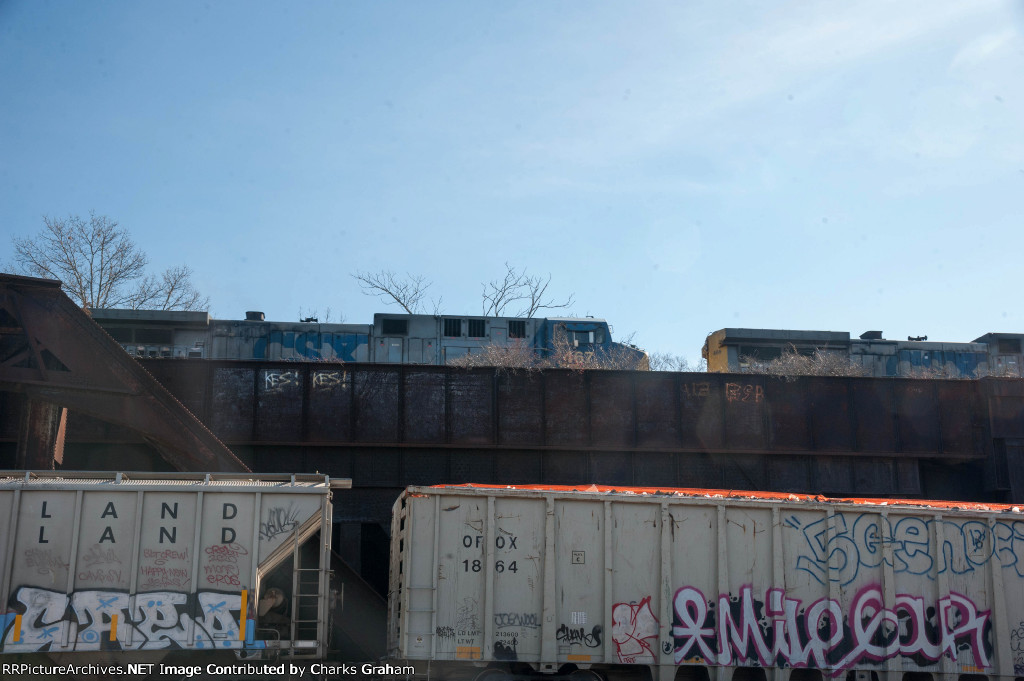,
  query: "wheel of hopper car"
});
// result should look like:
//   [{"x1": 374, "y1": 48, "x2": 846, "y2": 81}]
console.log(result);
[
  {"x1": 568, "y1": 670, "x2": 606, "y2": 681},
  {"x1": 473, "y1": 668, "x2": 514, "y2": 681}
]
